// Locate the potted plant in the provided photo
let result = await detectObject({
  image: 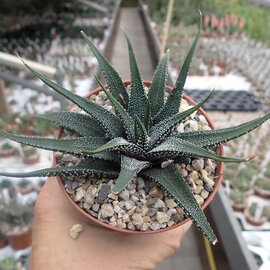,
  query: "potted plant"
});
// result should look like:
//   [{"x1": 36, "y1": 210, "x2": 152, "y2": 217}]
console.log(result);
[
  {"x1": 0, "y1": 179, "x2": 17, "y2": 199},
  {"x1": 0, "y1": 142, "x2": 17, "y2": 157},
  {"x1": 34, "y1": 179, "x2": 46, "y2": 193},
  {"x1": 0, "y1": 196, "x2": 33, "y2": 250},
  {"x1": 229, "y1": 190, "x2": 246, "y2": 212},
  {"x1": 0, "y1": 257, "x2": 21, "y2": 270},
  {"x1": 22, "y1": 145, "x2": 40, "y2": 165},
  {"x1": 254, "y1": 178, "x2": 270, "y2": 198},
  {"x1": 0, "y1": 14, "x2": 270, "y2": 245},
  {"x1": 245, "y1": 202, "x2": 269, "y2": 226},
  {"x1": 0, "y1": 231, "x2": 8, "y2": 249},
  {"x1": 230, "y1": 173, "x2": 254, "y2": 197},
  {"x1": 17, "y1": 179, "x2": 34, "y2": 195}
]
